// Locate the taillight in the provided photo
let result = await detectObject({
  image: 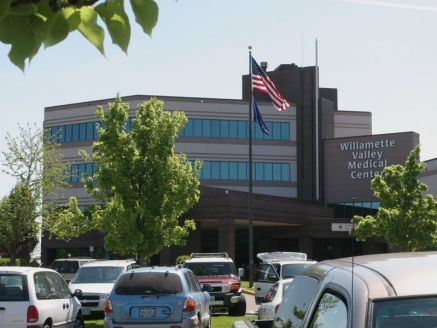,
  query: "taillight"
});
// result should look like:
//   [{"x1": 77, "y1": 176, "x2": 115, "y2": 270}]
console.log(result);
[
  {"x1": 183, "y1": 298, "x2": 196, "y2": 312},
  {"x1": 275, "y1": 304, "x2": 280, "y2": 313},
  {"x1": 104, "y1": 299, "x2": 113, "y2": 313},
  {"x1": 230, "y1": 283, "x2": 240, "y2": 292},
  {"x1": 27, "y1": 305, "x2": 39, "y2": 322}
]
